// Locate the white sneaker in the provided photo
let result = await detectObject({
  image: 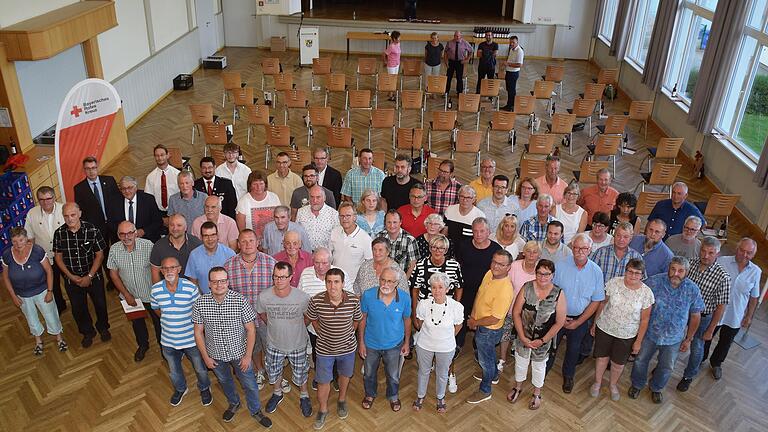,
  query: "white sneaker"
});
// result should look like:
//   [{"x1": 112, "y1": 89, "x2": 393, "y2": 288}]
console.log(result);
[
  {"x1": 448, "y1": 373, "x2": 458, "y2": 394},
  {"x1": 281, "y1": 378, "x2": 291, "y2": 393},
  {"x1": 497, "y1": 359, "x2": 506, "y2": 372},
  {"x1": 256, "y1": 370, "x2": 265, "y2": 390}
]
